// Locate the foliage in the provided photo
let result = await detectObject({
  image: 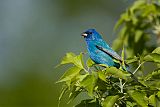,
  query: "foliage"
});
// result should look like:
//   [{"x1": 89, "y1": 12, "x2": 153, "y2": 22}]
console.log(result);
[
  {"x1": 57, "y1": 0, "x2": 160, "y2": 107},
  {"x1": 113, "y1": 0, "x2": 160, "y2": 58},
  {"x1": 56, "y1": 48, "x2": 160, "y2": 107}
]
